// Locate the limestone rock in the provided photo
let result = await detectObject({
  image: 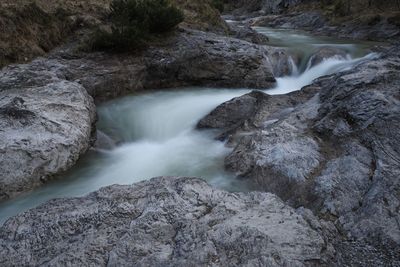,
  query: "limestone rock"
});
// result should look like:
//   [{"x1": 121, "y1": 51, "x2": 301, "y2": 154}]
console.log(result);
[
  {"x1": 308, "y1": 47, "x2": 348, "y2": 68},
  {"x1": 58, "y1": 29, "x2": 280, "y2": 102},
  {"x1": 198, "y1": 46, "x2": 400, "y2": 263},
  {"x1": 0, "y1": 176, "x2": 334, "y2": 266},
  {"x1": 0, "y1": 59, "x2": 96, "y2": 201}
]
